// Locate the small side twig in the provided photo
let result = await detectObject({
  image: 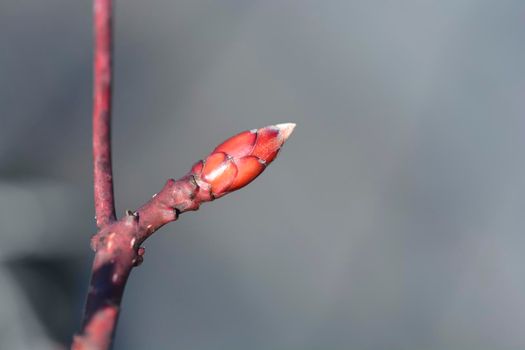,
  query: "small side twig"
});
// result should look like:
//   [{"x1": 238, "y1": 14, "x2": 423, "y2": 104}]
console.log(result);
[
  {"x1": 73, "y1": 121, "x2": 295, "y2": 349},
  {"x1": 92, "y1": 0, "x2": 115, "y2": 229}
]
